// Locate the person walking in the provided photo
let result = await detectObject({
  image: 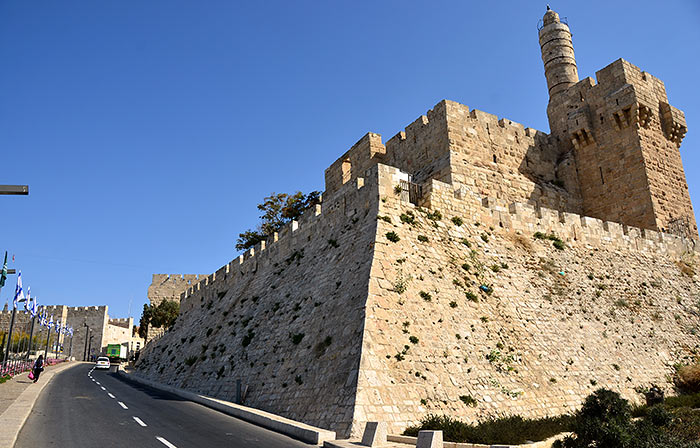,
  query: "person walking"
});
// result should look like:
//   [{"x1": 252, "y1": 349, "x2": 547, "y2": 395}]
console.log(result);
[{"x1": 32, "y1": 355, "x2": 44, "y2": 383}]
